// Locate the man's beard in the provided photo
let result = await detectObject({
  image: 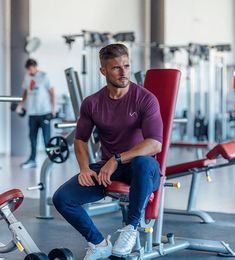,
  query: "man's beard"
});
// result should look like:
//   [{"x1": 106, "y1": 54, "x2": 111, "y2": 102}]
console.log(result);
[{"x1": 108, "y1": 77, "x2": 130, "y2": 89}]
